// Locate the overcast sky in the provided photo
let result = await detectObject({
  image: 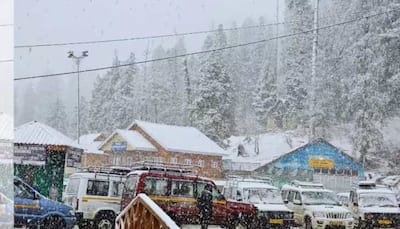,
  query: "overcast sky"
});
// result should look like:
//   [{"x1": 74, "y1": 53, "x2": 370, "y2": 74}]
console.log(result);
[
  {"x1": 15, "y1": 0, "x2": 279, "y2": 93},
  {"x1": 0, "y1": 0, "x2": 13, "y2": 116}
]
